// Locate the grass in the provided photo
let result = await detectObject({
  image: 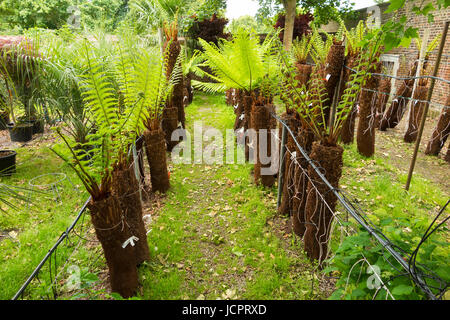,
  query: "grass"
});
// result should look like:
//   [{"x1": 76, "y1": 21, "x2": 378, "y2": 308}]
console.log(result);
[
  {"x1": 138, "y1": 93, "x2": 323, "y2": 300},
  {"x1": 0, "y1": 92, "x2": 448, "y2": 300},
  {"x1": 0, "y1": 143, "x2": 94, "y2": 299}
]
